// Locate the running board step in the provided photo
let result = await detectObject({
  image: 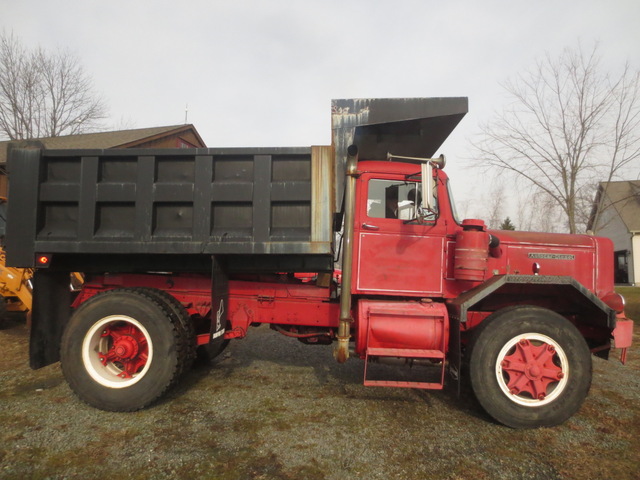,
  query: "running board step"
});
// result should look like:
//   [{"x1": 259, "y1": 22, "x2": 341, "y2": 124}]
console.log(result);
[
  {"x1": 366, "y1": 348, "x2": 445, "y2": 359},
  {"x1": 363, "y1": 379, "x2": 444, "y2": 389},
  {"x1": 364, "y1": 348, "x2": 446, "y2": 390}
]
